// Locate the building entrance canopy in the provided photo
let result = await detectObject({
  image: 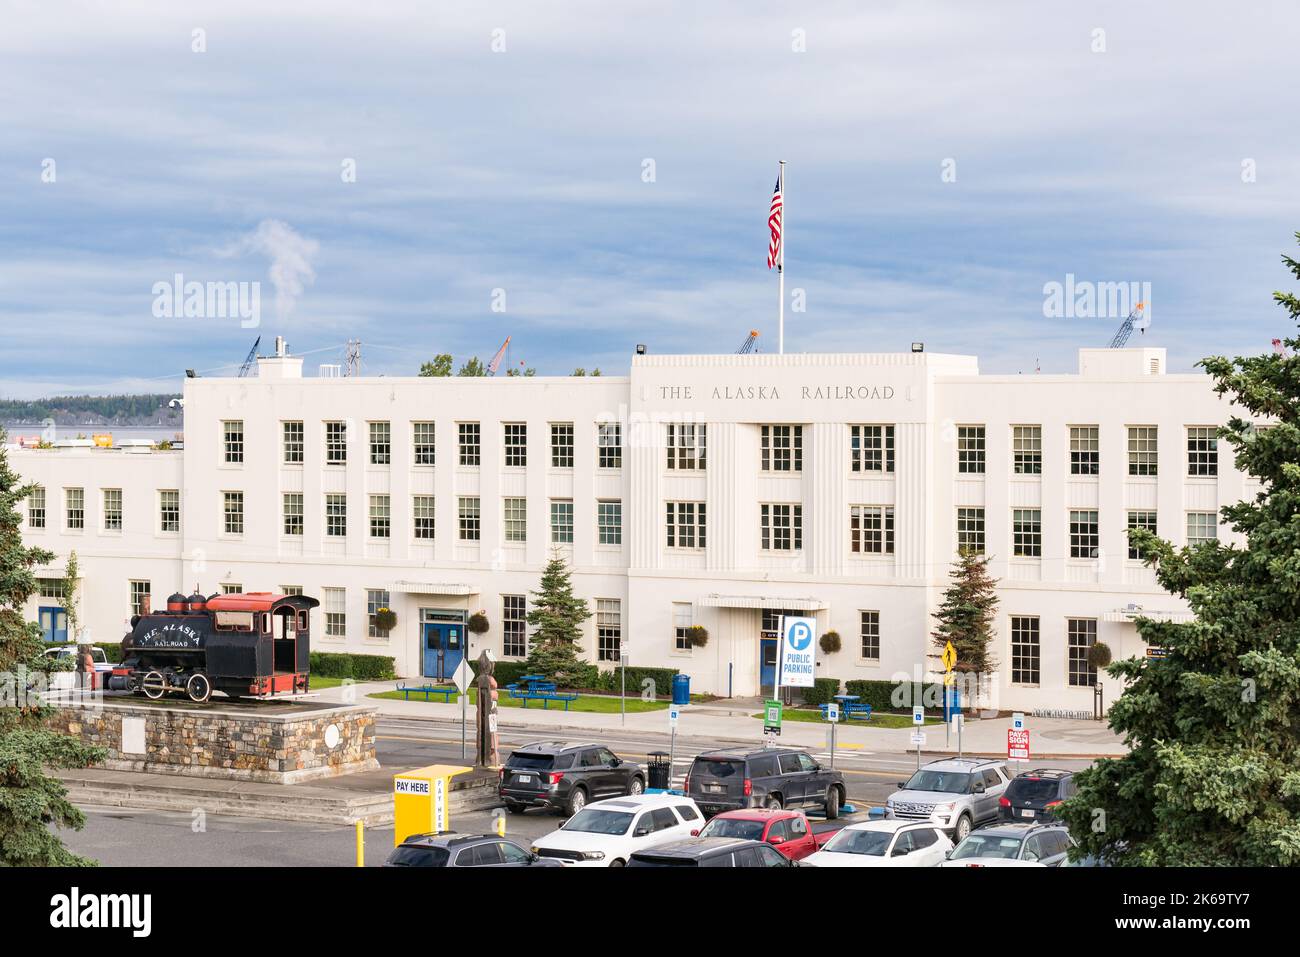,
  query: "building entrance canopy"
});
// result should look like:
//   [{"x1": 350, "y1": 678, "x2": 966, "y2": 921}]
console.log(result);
[
  {"x1": 388, "y1": 581, "x2": 480, "y2": 597},
  {"x1": 697, "y1": 594, "x2": 828, "y2": 611}
]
